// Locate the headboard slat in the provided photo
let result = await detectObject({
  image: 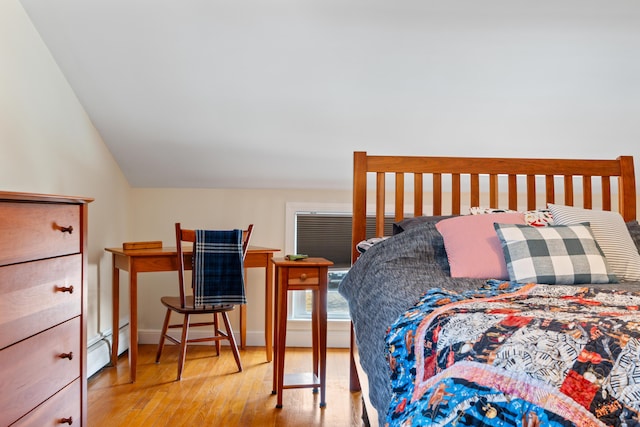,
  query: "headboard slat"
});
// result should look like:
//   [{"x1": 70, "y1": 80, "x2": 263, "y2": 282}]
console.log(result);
[
  {"x1": 508, "y1": 174, "x2": 517, "y2": 211},
  {"x1": 433, "y1": 173, "x2": 442, "y2": 215},
  {"x1": 414, "y1": 174, "x2": 423, "y2": 217},
  {"x1": 583, "y1": 176, "x2": 593, "y2": 210},
  {"x1": 526, "y1": 175, "x2": 536, "y2": 210},
  {"x1": 564, "y1": 176, "x2": 574, "y2": 206},
  {"x1": 545, "y1": 175, "x2": 555, "y2": 205},
  {"x1": 602, "y1": 176, "x2": 612, "y2": 211},
  {"x1": 452, "y1": 174, "x2": 461, "y2": 214},
  {"x1": 376, "y1": 172, "x2": 386, "y2": 237},
  {"x1": 395, "y1": 173, "x2": 404, "y2": 222},
  {"x1": 489, "y1": 174, "x2": 498, "y2": 208},
  {"x1": 470, "y1": 174, "x2": 480, "y2": 209}
]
